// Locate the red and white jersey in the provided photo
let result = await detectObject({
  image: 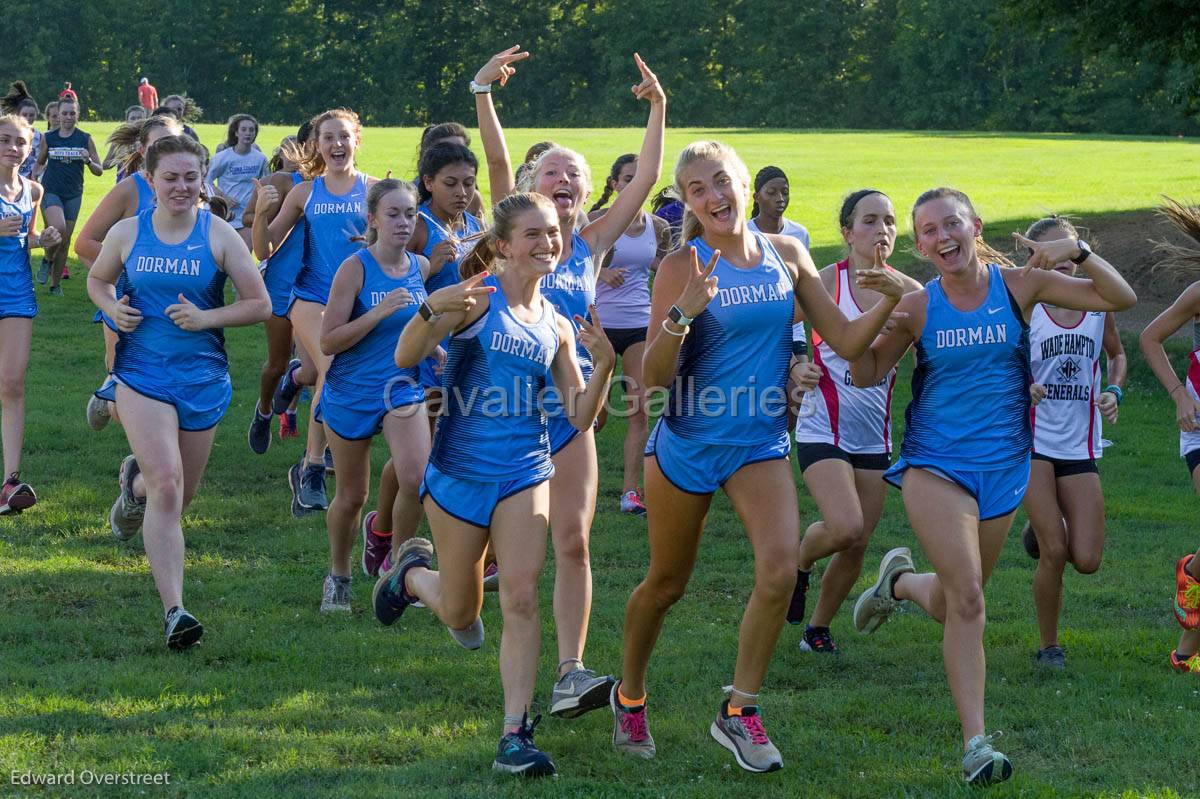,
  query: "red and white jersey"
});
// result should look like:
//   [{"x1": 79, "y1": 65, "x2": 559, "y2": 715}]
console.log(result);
[
  {"x1": 1182, "y1": 320, "x2": 1200, "y2": 457},
  {"x1": 796, "y1": 260, "x2": 896, "y2": 453},
  {"x1": 1029, "y1": 305, "x2": 1105, "y2": 460}
]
